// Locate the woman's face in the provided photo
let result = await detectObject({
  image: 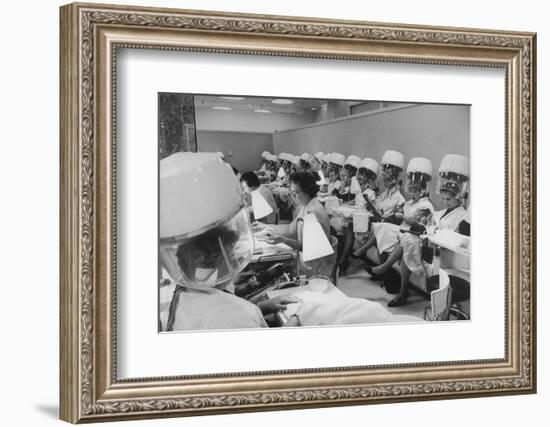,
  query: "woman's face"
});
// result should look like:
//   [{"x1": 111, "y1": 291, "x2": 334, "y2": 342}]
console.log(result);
[
  {"x1": 311, "y1": 158, "x2": 320, "y2": 171},
  {"x1": 408, "y1": 186, "x2": 423, "y2": 201},
  {"x1": 328, "y1": 167, "x2": 338, "y2": 181},
  {"x1": 289, "y1": 182, "x2": 309, "y2": 206},
  {"x1": 357, "y1": 171, "x2": 372, "y2": 187},
  {"x1": 340, "y1": 168, "x2": 351, "y2": 185},
  {"x1": 382, "y1": 173, "x2": 396, "y2": 189},
  {"x1": 240, "y1": 181, "x2": 250, "y2": 194},
  {"x1": 283, "y1": 161, "x2": 290, "y2": 172},
  {"x1": 440, "y1": 191, "x2": 460, "y2": 208}
]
